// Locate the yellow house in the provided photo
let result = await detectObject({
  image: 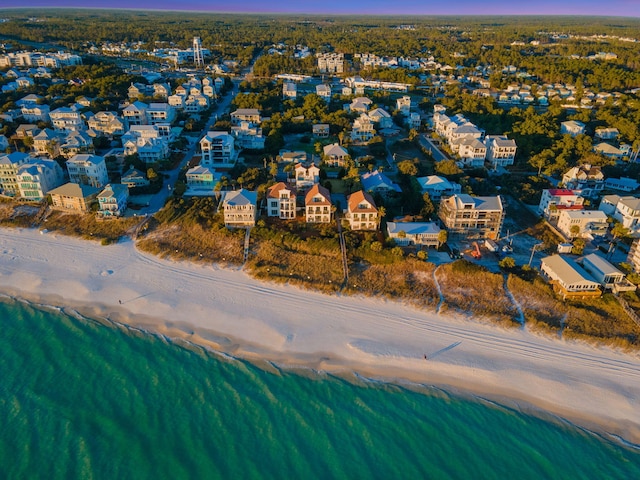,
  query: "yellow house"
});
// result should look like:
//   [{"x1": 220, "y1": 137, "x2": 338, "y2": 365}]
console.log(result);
[{"x1": 49, "y1": 182, "x2": 99, "y2": 213}]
